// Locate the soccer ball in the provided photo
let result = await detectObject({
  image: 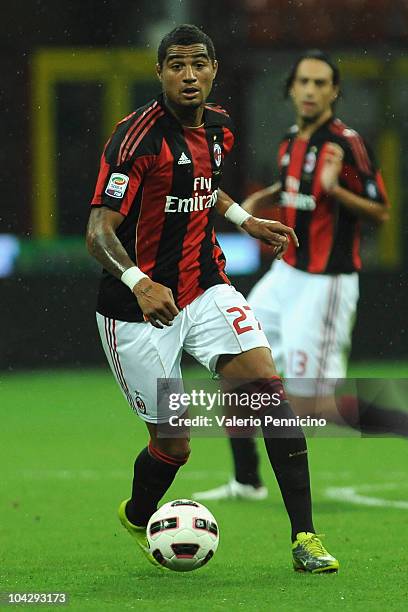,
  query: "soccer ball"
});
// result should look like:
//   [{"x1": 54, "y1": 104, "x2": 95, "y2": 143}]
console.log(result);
[{"x1": 146, "y1": 499, "x2": 219, "y2": 572}]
